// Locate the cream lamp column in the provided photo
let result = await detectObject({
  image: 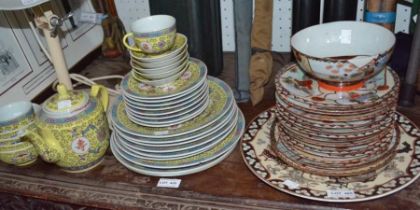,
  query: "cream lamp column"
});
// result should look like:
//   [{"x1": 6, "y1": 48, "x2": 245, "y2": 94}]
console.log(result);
[{"x1": 34, "y1": 10, "x2": 73, "y2": 90}]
